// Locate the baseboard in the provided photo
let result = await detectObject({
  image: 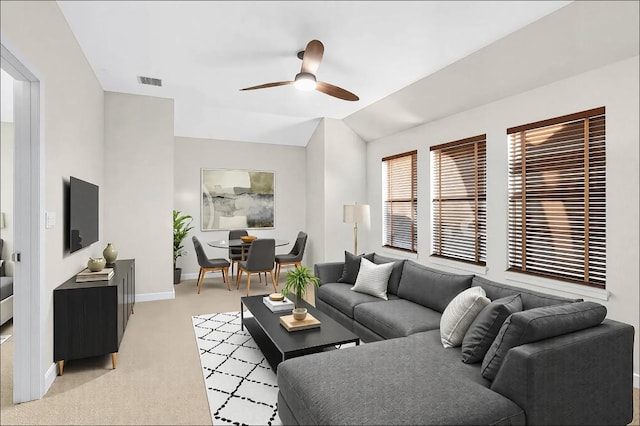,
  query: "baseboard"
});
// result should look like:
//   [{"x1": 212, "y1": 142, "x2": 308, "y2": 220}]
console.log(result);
[
  {"x1": 43, "y1": 362, "x2": 57, "y2": 396},
  {"x1": 181, "y1": 272, "x2": 198, "y2": 280},
  {"x1": 135, "y1": 290, "x2": 175, "y2": 303},
  {"x1": 634, "y1": 372, "x2": 639, "y2": 389}
]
